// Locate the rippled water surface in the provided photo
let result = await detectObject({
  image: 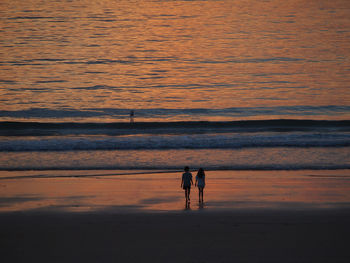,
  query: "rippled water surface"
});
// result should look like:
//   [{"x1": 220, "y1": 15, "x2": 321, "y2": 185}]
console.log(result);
[{"x1": 1, "y1": 0, "x2": 350, "y2": 122}]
